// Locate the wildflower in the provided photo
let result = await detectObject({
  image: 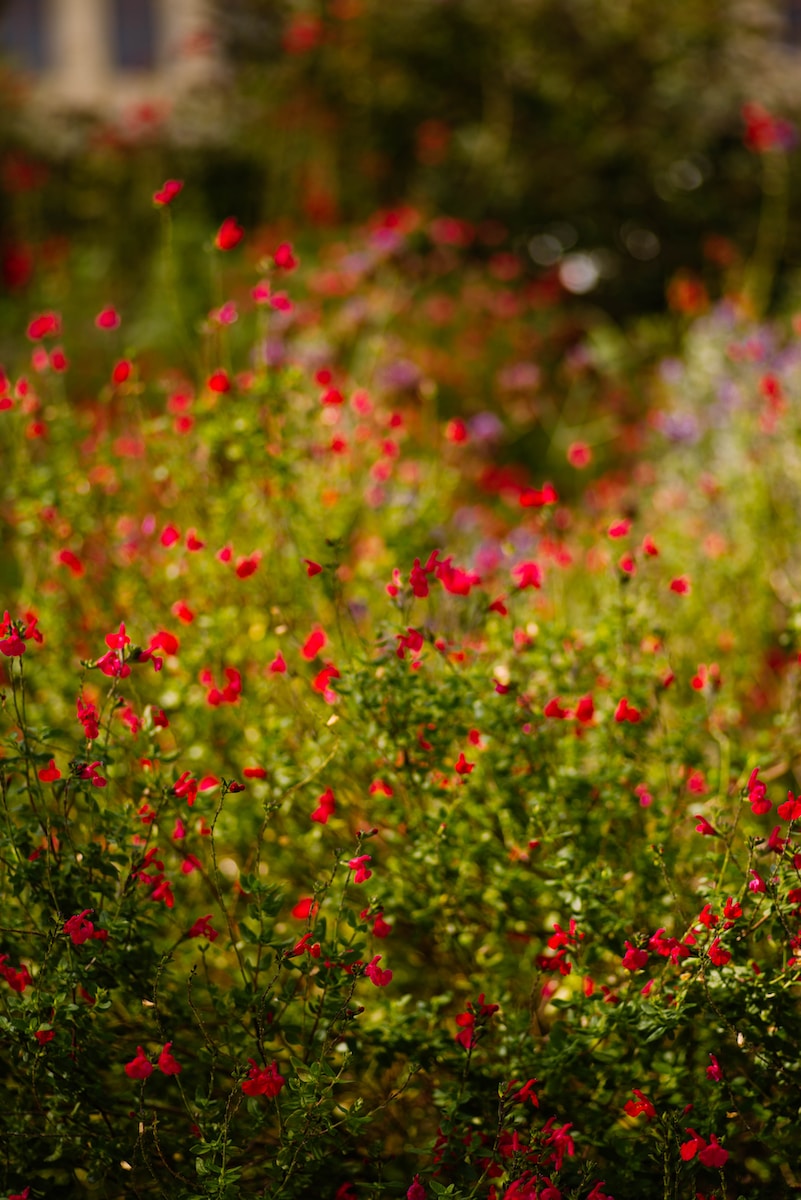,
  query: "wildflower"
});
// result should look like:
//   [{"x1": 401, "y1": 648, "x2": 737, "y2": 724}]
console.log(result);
[
  {"x1": 454, "y1": 752, "x2": 474, "y2": 775},
  {"x1": 125, "y1": 1046, "x2": 153, "y2": 1080},
  {"x1": 706, "y1": 1054, "x2": 723, "y2": 1082},
  {"x1": 95, "y1": 306, "x2": 120, "y2": 330},
  {"x1": 38, "y1": 759, "x2": 61, "y2": 782},
  {"x1": 749, "y1": 870, "x2": 766, "y2": 893},
  {"x1": 302, "y1": 627, "x2": 327, "y2": 659},
  {"x1": 188, "y1": 915, "x2": 218, "y2": 941},
  {"x1": 544, "y1": 697, "x2": 570, "y2": 719},
  {"x1": 747, "y1": 767, "x2": 771, "y2": 815},
  {"x1": 670, "y1": 575, "x2": 691, "y2": 594},
  {"x1": 608, "y1": 519, "x2": 631, "y2": 538},
  {"x1": 303, "y1": 558, "x2": 322, "y2": 576},
  {"x1": 208, "y1": 370, "x2": 231, "y2": 394},
  {"x1": 242, "y1": 1059, "x2": 284, "y2": 1098},
  {"x1": 215, "y1": 217, "x2": 244, "y2": 251},
  {"x1": 623, "y1": 1089, "x2": 656, "y2": 1119},
  {"x1": 407, "y1": 1177, "x2": 426, "y2": 1200},
  {"x1": 707, "y1": 938, "x2": 731, "y2": 967},
  {"x1": 542, "y1": 1120, "x2": 575, "y2": 1170},
  {"x1": 621, "y1": 941, "x2": 649, "y2": 971},
  {"x1": 158, "y1": 1042, "x2": 183, "y2": 1075},
  {"x1": 365, "y1": 954, "x2": 393, "y2": 986},
  {"x1": 273, "y1": 241, "x2": 297, "y2": 269},
  {"x1": 348, "y1": 854, "x2": 372, "y2": 883},
  {"x1": 63, "y1": 909, "x2": 96, "y2": 945},
  {"x1": 778, "y1": 790, "x2": 801, "y2": 821},
  {"x1": 614, "y1": 697, "x2": 641, "y2": 723},
  {"x1": 153, "y1": 179, "x2": 183, "y2": 205},
  {"x1": 311, "y1": 787, "x2": 336, "y2": 824},
  {"x1": 694, "y1": 815, "x2": 718, "y2": 837},
  {"x1": 512, "y1": 560, "x2": 542, "y2": 589}
]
